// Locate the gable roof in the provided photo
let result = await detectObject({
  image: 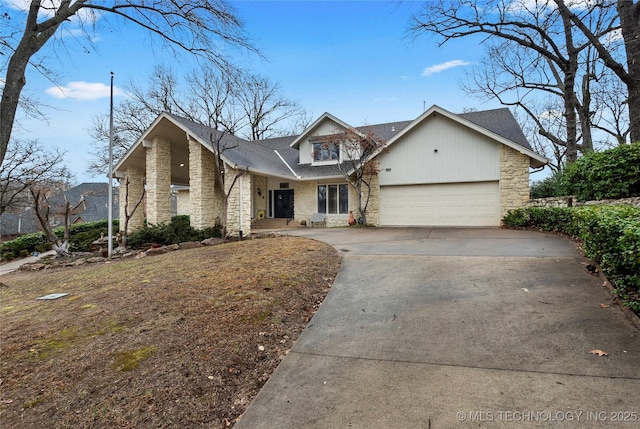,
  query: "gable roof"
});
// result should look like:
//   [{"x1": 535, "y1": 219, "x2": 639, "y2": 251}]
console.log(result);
[
  {"x1": 459, "y1": 108, "x2": 532, "y2": 151},
  {"x1": 114, "y1": 106, "x2": 547, "y2": 181},
  {"x1": 377, "y1": 105, "x2": 546, "y2": 168},
  {"x1": 289, "y1": 112, "x2": 365, "y2": 149},
  {"x1": 63, "y1": 182, "x2": 119, "y2": 223}
]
